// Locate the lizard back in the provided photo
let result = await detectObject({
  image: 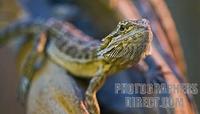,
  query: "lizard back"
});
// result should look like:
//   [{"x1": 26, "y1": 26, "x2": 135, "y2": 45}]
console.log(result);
[{"x1": 45, "y1": 20, "x2": 106, "y2": 78}]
